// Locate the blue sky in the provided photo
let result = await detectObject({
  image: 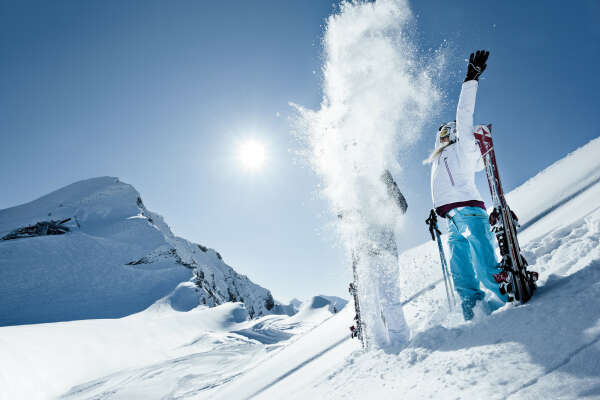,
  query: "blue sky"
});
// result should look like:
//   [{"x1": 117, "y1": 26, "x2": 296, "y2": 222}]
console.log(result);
[{"x1": 1, "y1": 0, "x2": 599, "y2": 302}]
